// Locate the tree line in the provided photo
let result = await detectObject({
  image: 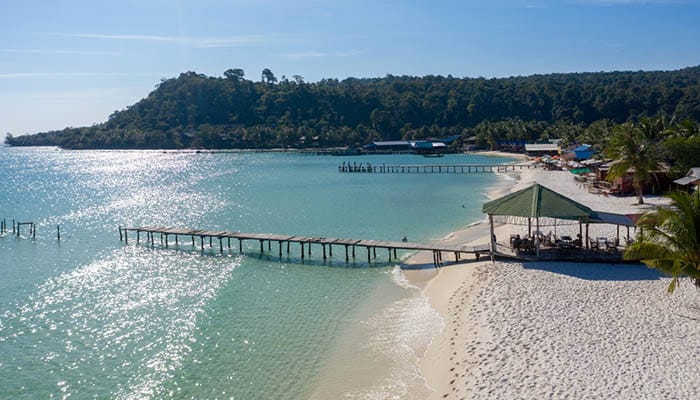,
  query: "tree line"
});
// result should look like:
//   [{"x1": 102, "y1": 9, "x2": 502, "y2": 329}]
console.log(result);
[{"x1": 5, "y1": 66, "x2": 700, "y2": 150}]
